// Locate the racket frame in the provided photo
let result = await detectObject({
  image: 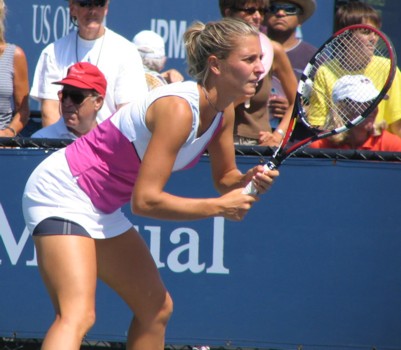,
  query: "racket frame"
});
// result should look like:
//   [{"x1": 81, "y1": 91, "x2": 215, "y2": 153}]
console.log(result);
[
  {"x1": 243, "y1": 24, "x2": 397, "y2": 193},
  {"x1": 271, "y1": 24, "x2": 397, "y2": 169}
]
